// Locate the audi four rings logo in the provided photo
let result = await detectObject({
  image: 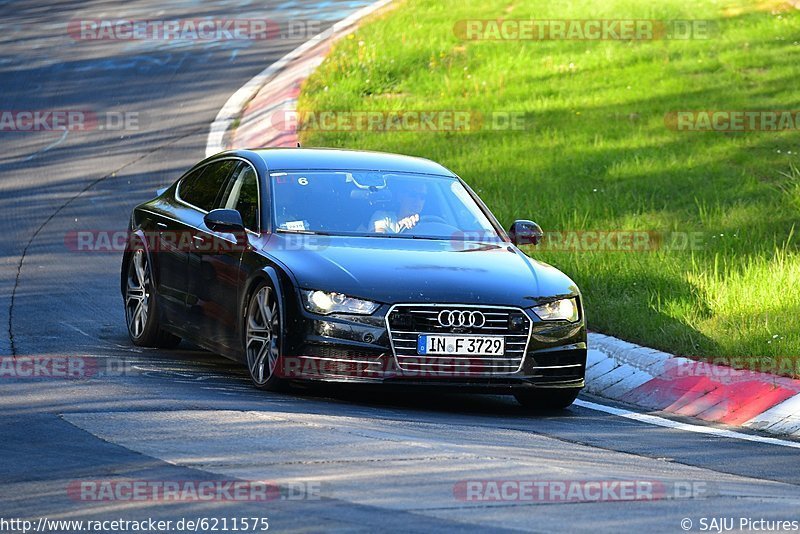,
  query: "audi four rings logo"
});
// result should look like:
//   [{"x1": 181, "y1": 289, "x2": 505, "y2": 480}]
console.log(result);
[{"x1": 437, "y1": 310, "x2": 486, "y2": 328}]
